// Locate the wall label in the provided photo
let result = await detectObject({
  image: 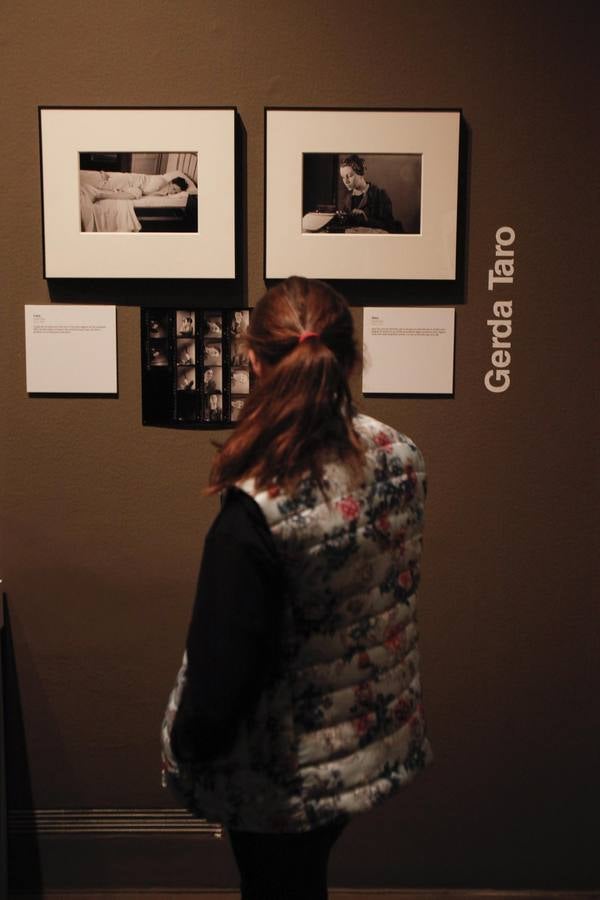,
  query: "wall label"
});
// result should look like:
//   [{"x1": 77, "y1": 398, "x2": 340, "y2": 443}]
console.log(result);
[{"x1": 485, "y1": 226, "x2": 515, "y2": 393}]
